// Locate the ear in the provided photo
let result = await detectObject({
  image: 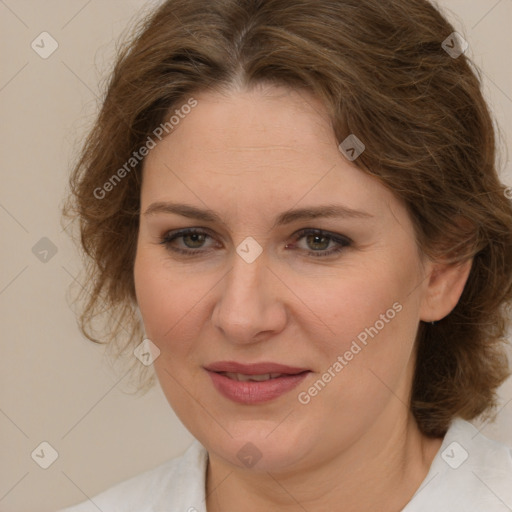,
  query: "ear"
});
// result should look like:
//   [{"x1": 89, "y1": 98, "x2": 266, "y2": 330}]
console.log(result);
[{"x1": 419, "y1": 257, "x2": 473, "y2": 322}]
